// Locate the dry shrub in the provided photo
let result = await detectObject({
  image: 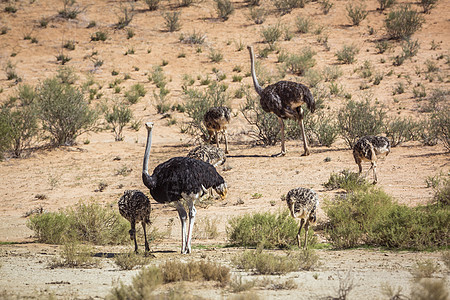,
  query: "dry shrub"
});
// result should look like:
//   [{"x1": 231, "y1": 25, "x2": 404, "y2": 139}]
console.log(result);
[
  {"x1": 161, "y1": 260, "x2": 230, "y2": 287},
  {"x1": 410, "y1": 259, "x2": 439, "y2": 279},
  {"x1": 193, "y1": 216, "x2": 219, "y2": 239},
  {"x1": 49, "y1": 241, "x2": 99, "y2": 268},
  {"x1": 114, "y1": 252, "x2": 152, "y2": 270}
]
